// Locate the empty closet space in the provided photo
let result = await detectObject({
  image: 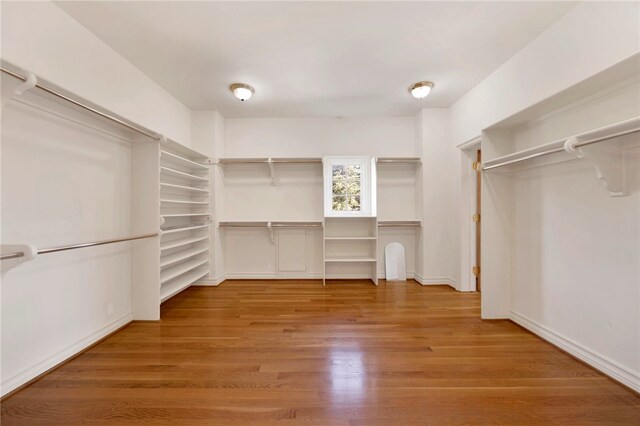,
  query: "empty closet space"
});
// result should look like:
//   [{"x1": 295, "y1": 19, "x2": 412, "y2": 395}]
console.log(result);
[{"x1": 1, "y1": 1, "x2": 639, "y2": 424}]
